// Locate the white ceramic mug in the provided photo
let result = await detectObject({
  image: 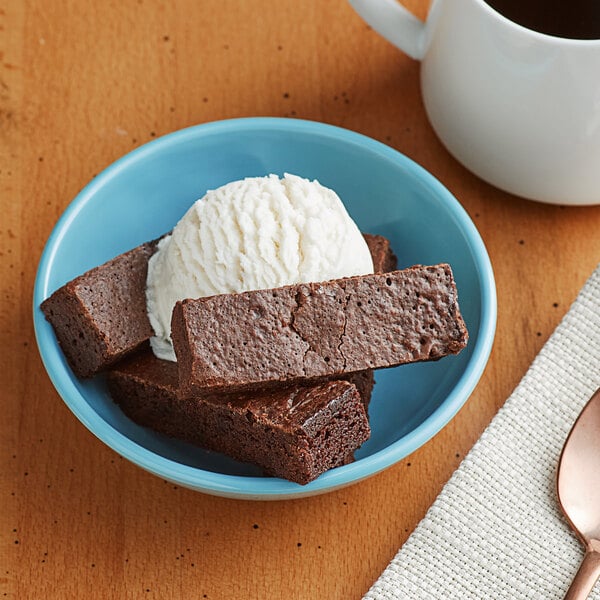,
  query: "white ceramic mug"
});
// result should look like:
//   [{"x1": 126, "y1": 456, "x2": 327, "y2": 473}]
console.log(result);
[{"x1": 349, "y1": 0, "x2": 600, "y2": 205}]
